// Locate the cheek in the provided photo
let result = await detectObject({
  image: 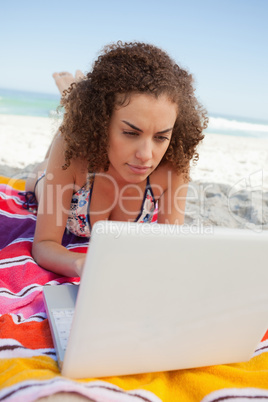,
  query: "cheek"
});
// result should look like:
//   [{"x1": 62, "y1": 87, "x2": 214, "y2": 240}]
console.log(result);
[
  {"x1": 107, "y1": 135, "x2": 125, "y2": 161},
  {"x1": 110, "y1": 137, "x2": 122, "y2": 155},
  {"x1": 107, "y1": 130, "x2": 116, "y2": 151},
  {"x1": 158, "y1": 142, "x2": 170, "y2": 158}
]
